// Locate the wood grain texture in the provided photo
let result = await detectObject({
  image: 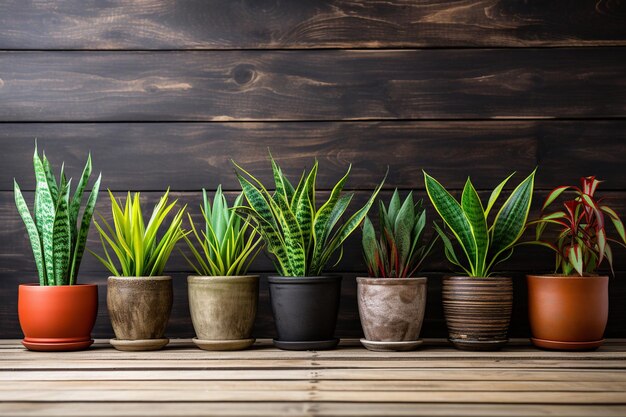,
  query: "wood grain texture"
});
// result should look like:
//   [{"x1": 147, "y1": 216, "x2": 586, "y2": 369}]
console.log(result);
[
  {"x1": 2, "y1": 121, "x2": 625, "y2": 192},
  {"x1": 0, "y1": 339, "x2": 625, "y2": 417},
  {"x1": 0, "y1": 49, "x2": 624, "y2": 121},
  {"x1": 0, "y1": 0, "x2": 624, "y2": 49}
]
